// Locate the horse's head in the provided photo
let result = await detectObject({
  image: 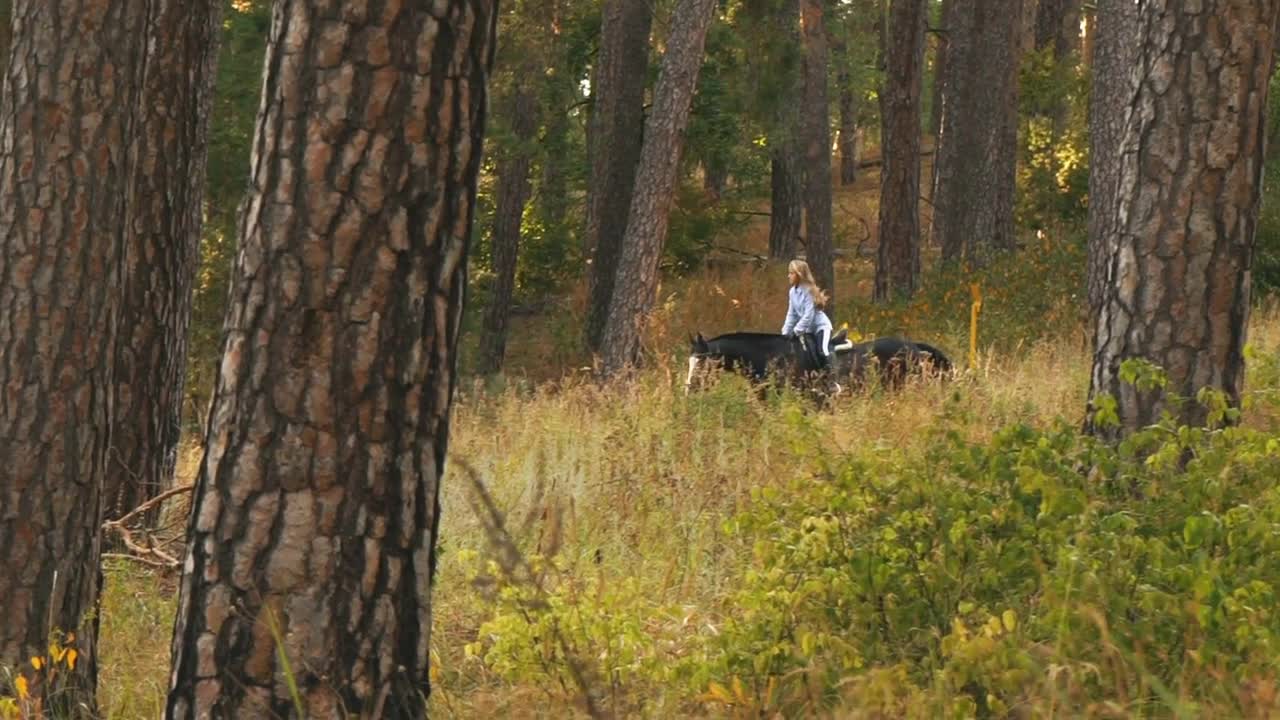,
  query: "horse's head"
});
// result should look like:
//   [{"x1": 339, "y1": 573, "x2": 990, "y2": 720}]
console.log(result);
[{"x1": 685, "y1": 332, "x2": 716, "y2": 394}]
